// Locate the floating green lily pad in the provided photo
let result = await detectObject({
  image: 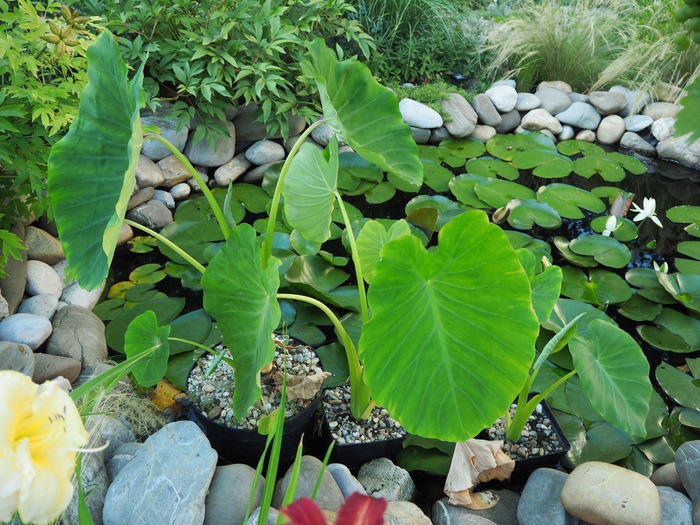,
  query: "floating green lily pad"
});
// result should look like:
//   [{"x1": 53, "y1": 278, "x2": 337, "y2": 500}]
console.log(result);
[
  {"x1": 158, "y1": 221, "x2": 225, "y2": 265},
  {"x1": 507, "y1": 199, "x2": 562, "y2": 230},
  {"x1": 486, "y1": 132, "x2": 556, "y2": 160},
  {"x1": 421, "y1": 159, "x2": 453, "y2": 192},
  {"x1": 448, "y1": 174, "x2": 490, "y2": 208},
  {"x1": 129, "y1": 263, "x2": 166, "y2": 285},
  {"x1": 678, "y1": 407, "x2": 700, "y2": 431},
  {"x1": 557, "y1": 140, "x2": 607, "y2": 157},
  {"x1": 677, "y1": 241, "x2": 700, "y2": 261},
  {"x1": 667, "y1": 205, "x2": 700, "y2": 223},
  {"x1": 561, "y1": 267, "x2": 632, "y2": 305},
  {"x1": 569, "y1": 234, "x2": 631, "y2": 268},
  {"x1": 658, "y1": 272, "x2": 700, "y2": 313},
  {"x1": 653, "y1": 307, "x2": 700, "y2": 350},
  {"x1": 590, "y1": 216, "x2": 638, "y2": 242},
  {"x1": 231, "y1": 183, "x2": 270, "y2": 213},
  {"x1": 439, "y1": 137, "x2": 486, "y2": 165},
  {"x1": 675, "y1": 258, "x2": 700, "y2": 275},
  {"x1": 365, "y1": 182, "x2": 396, "y2": 204},
  {"x1": 554, "y1": 237, "x2": 598, "y2": 268},
  {"x1": 617, "y1": 293, "x2": 663, "y2": 322},
  {"x1": 339, "y1": 151, "x2": 384, "y2": 182},
  {"x1": 465, "y1": 157, "x2": 519, "y2": 180},
  {"x1": 474, "y1": 179, "x2": 535, "y2": 208},
  {"x1": 513, "y1": 150, "x2": 573, "y2": 178},
  {"x1": 686, "y1": 223, "x2": 700, "y2": 238},
  {"x1": 638, "y1": 325, "x2": 694, "y2": 353},
  {"x1": 536, "y1": 184, "x2": 605, "y2": 219},
  {"x1": 505, "y1": 231, "x2": 552, "y2": 261},
  {"x1": 573, "y1": 156, "x2": 625, "y2": 182},
  {"x1": 544, "y1": 298, "x2": 616, "y2": 336},
  {"x1": 656, "y1": 362, "x2": 700, "y2": 411}
]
